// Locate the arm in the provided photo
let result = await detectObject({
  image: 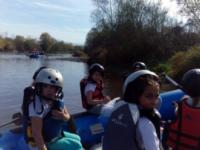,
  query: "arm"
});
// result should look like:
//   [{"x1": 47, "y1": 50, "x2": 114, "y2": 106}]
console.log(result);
[
  {"x1": 86, "y1": 91, "x2": 106, "y2": 105},
  {"x1": 84, "y1": 83, "x2": 109, "y2": 105},
  {"x1": 137, "y1": 118, "x2": 160, "y2": 150},
  {"x1": 52, "y1": 106, "x2": 77, "y2": 133},
  {"x1": 31, "y1": 117, "x2": 47, "y2": 150}
]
